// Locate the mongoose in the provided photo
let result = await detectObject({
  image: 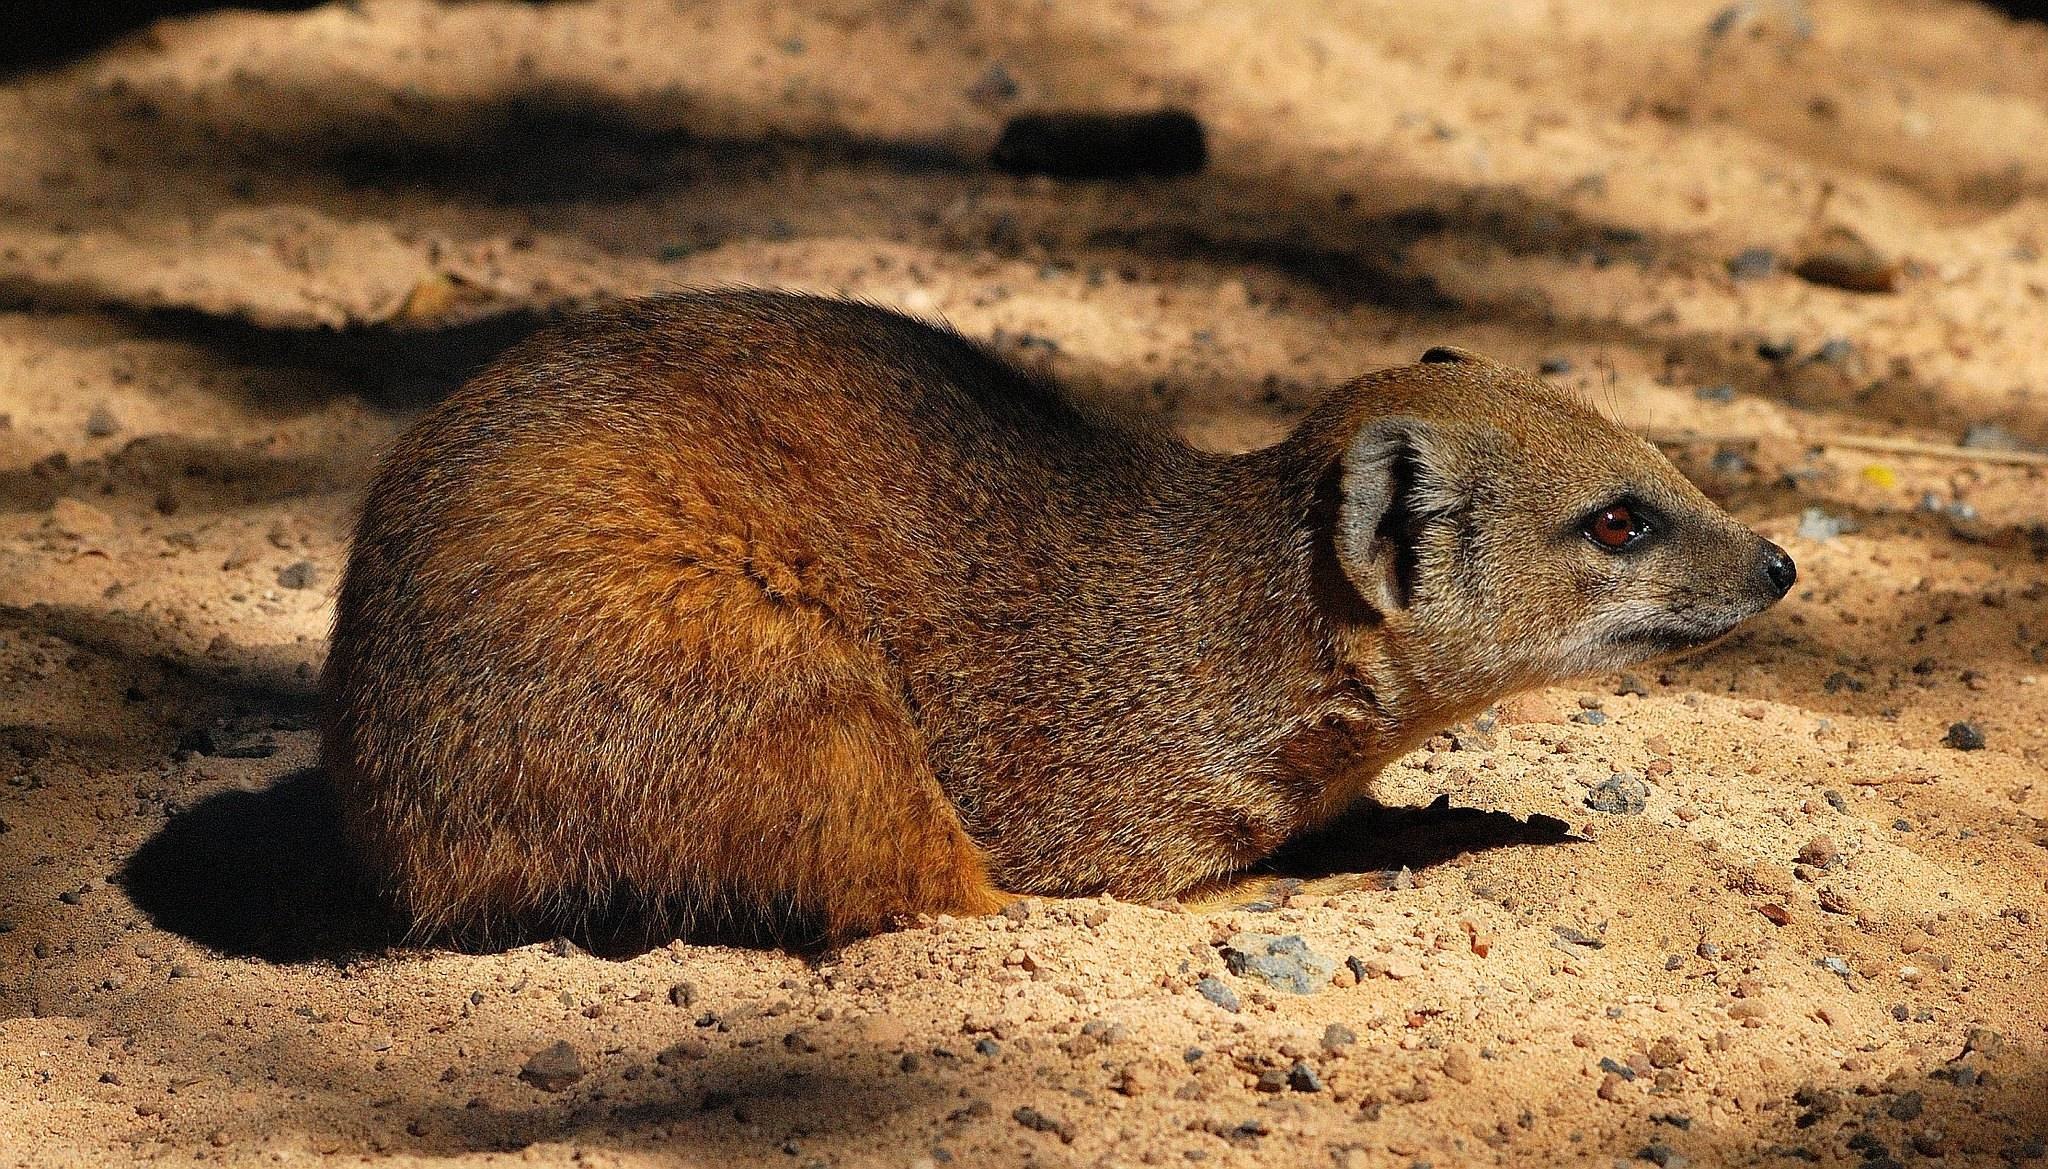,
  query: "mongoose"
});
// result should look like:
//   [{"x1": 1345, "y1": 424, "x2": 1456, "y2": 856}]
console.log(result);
[{"x1": 322, "y1": 291, "x2": 1795, "y2": 947}]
